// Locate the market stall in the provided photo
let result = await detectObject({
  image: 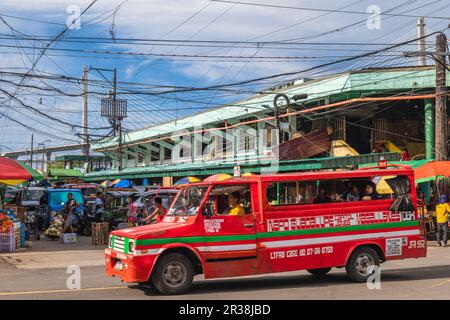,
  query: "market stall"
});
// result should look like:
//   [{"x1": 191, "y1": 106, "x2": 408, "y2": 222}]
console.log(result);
[{"x1": 0, "y1": 157, "x2": 44, "y2": 252}]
